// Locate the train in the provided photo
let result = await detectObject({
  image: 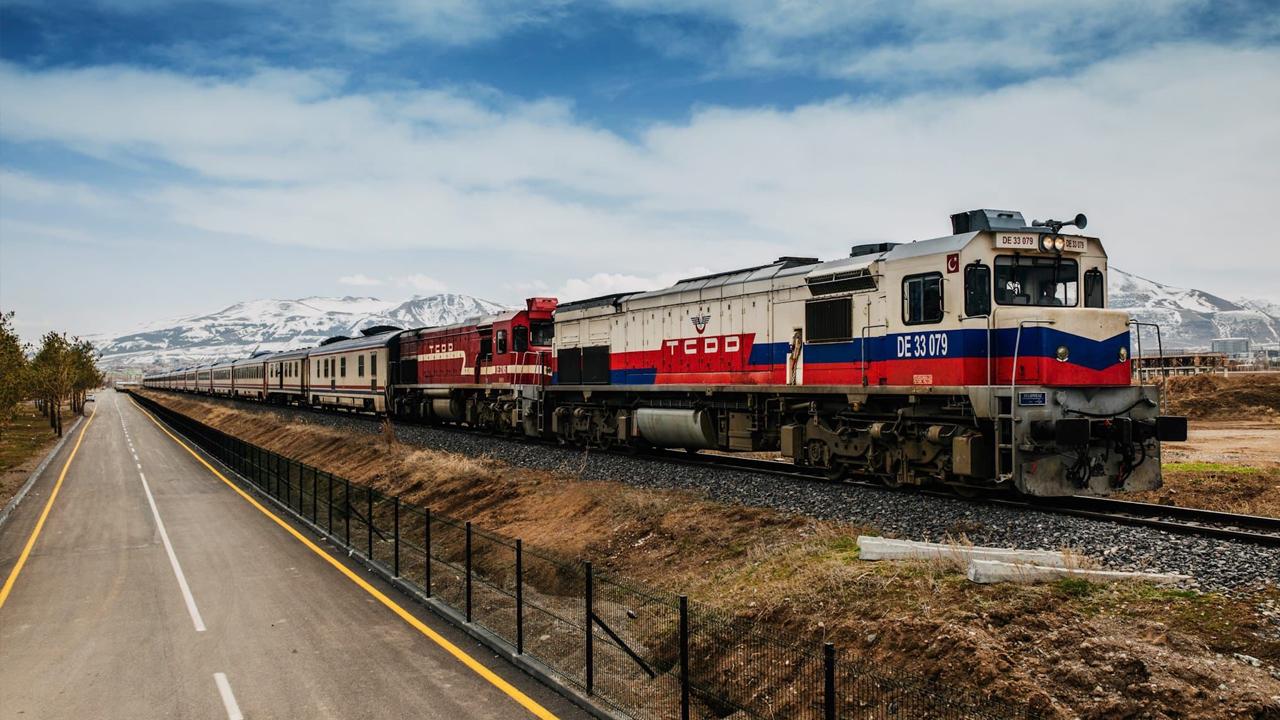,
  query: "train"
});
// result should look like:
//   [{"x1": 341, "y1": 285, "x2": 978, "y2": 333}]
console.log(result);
[{"x1": 144, "y1": 209, "x2": 1187, "y2": 497}]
